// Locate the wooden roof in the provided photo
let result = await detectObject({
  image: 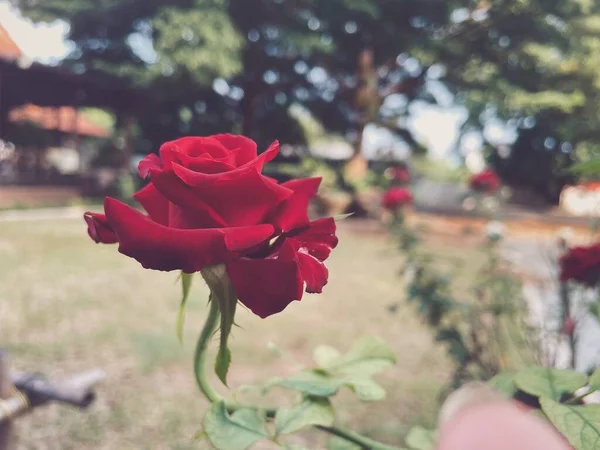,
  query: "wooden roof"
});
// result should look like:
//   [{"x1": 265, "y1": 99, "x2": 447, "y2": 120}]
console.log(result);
[
  {"x1": 9, "y1": 104, "x2": 110, "y2": 138},
  {"x1": 0, "y1": 24, "x2": 22, "y2": 61}
]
